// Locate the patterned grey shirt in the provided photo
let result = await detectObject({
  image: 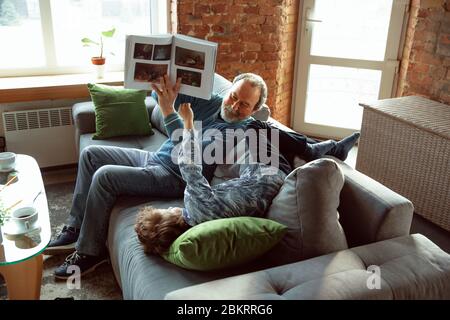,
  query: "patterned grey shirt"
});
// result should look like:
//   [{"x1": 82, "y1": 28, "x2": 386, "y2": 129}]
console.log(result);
[{"x1": 179, "y1": 129, "x2": 286, "y2": 226}]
